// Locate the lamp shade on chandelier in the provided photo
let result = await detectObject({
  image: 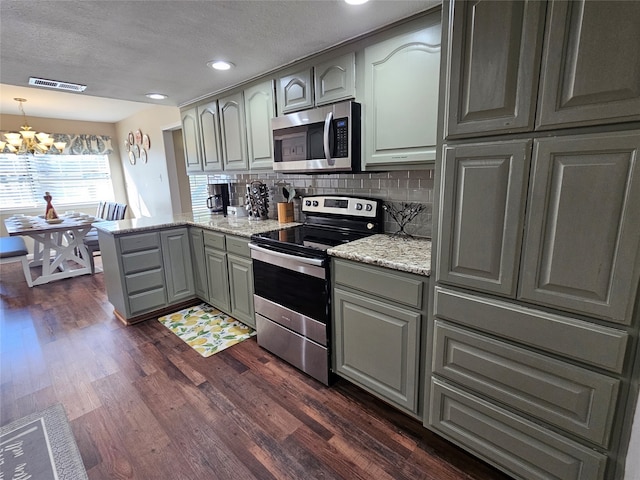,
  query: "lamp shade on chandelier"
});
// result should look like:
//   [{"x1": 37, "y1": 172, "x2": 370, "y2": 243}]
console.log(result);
[{"x1": 1, "y1": 98, "x2": 66, "y2": 154}]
